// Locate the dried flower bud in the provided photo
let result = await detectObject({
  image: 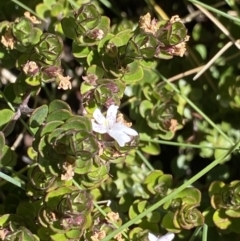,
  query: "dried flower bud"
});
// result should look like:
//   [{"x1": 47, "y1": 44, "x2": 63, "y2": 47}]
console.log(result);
[
  {"x1": 106, "y1": 82, "x2": 119, "y2": 93},
  {"x1": 170, "y1": 15, "x2": 182, "y2": 24},
  {"x1": 88, "y1": 29, "x2": 104, "y2": 40},
  {"x1": 22, "y1": 61, "x2": 39, "y2": 75},
  {"x1": 105, "y1": 43, "x2": 118, "y2": 58},
  {"x1": 61, "y1": 214, "x2": 84, "y2": 228},
  {"x1": 106, "y1": 211, "x2": 120, "y2": 222},
  {"x1": 167, "y1": 35, "x2": 190, "y2": 57},
  {"x1": 117, "y1": 113, "x2": 132, "y2": 128},
  {"x1": 166, "y1": 119, "x2": 179, "y2": 132},
  {"x1": 24, "y1": 11, "x2": 41, "y2": 24},
  {"x1": 82, "y1": 74, "x2": 98, "y2": 85},
  {"x1": 139, "y1": 13, "x2": 159, "y2": 35},
  {"x1": 104, "y1": 98, "x2": 116, "y2": 108},
  {"x1": 1, "y1": 28, "x2": 15, "y2": 49},
  {"x1": 0, "y1": 229, "x2": 9, "y2": 240},
  {"x1": 91, "y1": 230, "x2": 106, "y2": 241},
  {"x1": 114, "y1": 233, "x2": 124, "y2": 241},
  {"x1": 57, "y1": 74, "x2": 72, "y2": 90},
  {"x1": 43, "y1": 66, "x2": 61, "y2": 78},
  {"x1": 61, "y1": 162, "x2": 74, "y2": 181}
]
